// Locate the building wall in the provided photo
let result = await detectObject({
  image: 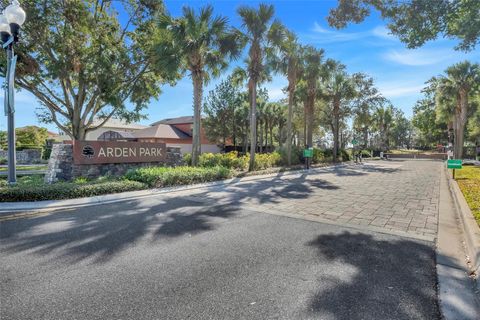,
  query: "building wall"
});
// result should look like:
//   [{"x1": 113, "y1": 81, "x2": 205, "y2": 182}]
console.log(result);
[
  {"x1": 136, "y1": 137, "x2": 221, "y2": 154},
  {"x1": 171, "y1": 123, "x2": 212, "y2": 144}
]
